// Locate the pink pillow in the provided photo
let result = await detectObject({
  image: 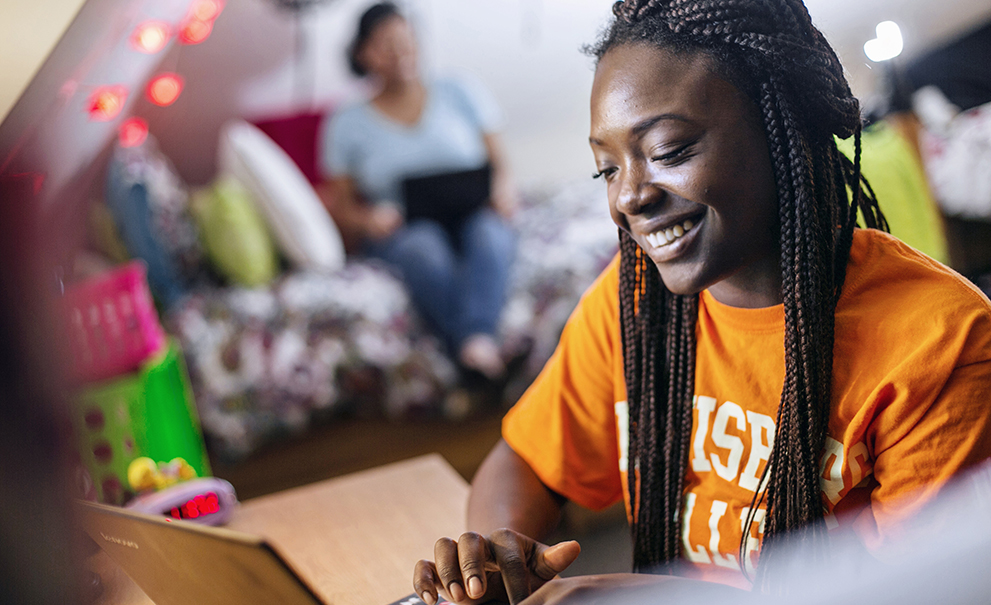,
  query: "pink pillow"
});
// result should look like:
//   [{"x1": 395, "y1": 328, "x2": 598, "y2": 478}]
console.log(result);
[{"x1": 252, "y1": 111, "x2": 328, "y2": 185}]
